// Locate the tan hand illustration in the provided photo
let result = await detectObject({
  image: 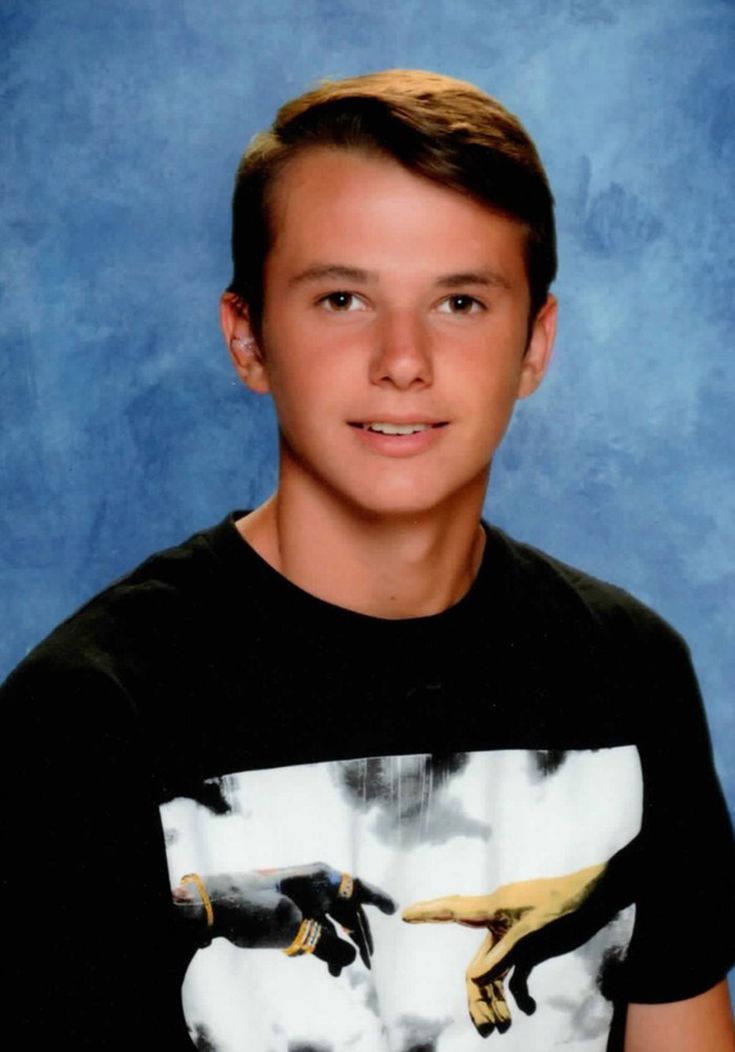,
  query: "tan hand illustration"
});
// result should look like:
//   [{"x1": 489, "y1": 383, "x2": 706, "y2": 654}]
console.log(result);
[{"x1": 403, "y1": 863, "x2": 605, "y2": 1037}]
